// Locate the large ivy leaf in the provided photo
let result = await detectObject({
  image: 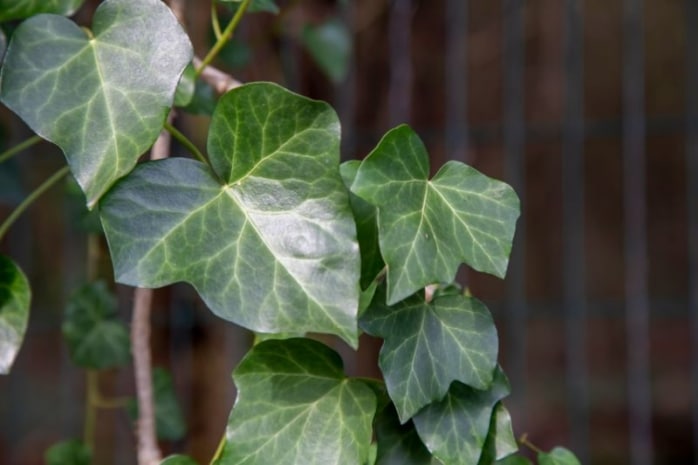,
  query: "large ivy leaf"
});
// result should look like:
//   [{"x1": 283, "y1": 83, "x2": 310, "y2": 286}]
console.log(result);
[
  {"x1": 360, "y1": 286, "x2": 498, "y2": 422},
  {"x1": 374, "y1": 403, "x2": 432, "y2": 465},
  {"x1": 413, "y1": 367, "x2": 510, "y2": 465},
  {"x1": 62, "y1": 281, "x2": 130, "y2": 370},
  {"x1": 351, "y1": 125, "x2": 520, "y2": 305},
  {"x1": 100, "y1": 82, "x2": 361, "y2": 346},
  {"x1": 537, "y1": 448, "x2": 581, "y2": 465},
  {"x1": 0, "y1": 255, "x2": 31, "y2": 374},
  {"x1": 0, "y1": 0, "x2": 85, "y2": 21},
  {"x1": 477, "y1": 403, "x2": 518, "y2": 465},
  {"x1": 44, "y1": 439, "x2": 91, "y2": 465},
  {"x1": 0, "y1": 0, "x2": 192, "y2": 207},
  {"x1": 215, "y1": 338, "x2": 376, "y2": 465},
  {"x1": 127, "y1": 367, "x2": 186, "y2": 441}
]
